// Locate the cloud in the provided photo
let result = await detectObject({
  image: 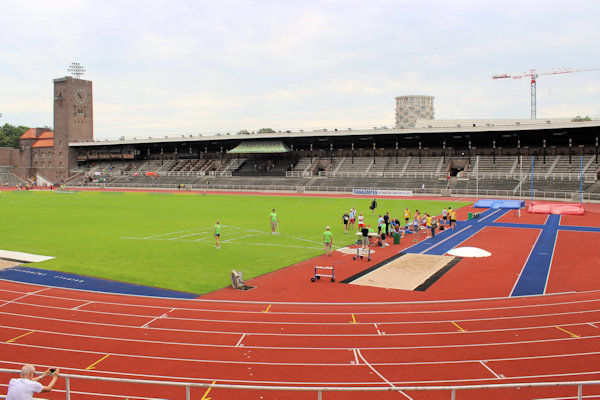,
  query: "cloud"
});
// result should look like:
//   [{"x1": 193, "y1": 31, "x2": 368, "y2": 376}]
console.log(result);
[{"x1": 1, "y1": 0, "x2": 600, "y2": 137}]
